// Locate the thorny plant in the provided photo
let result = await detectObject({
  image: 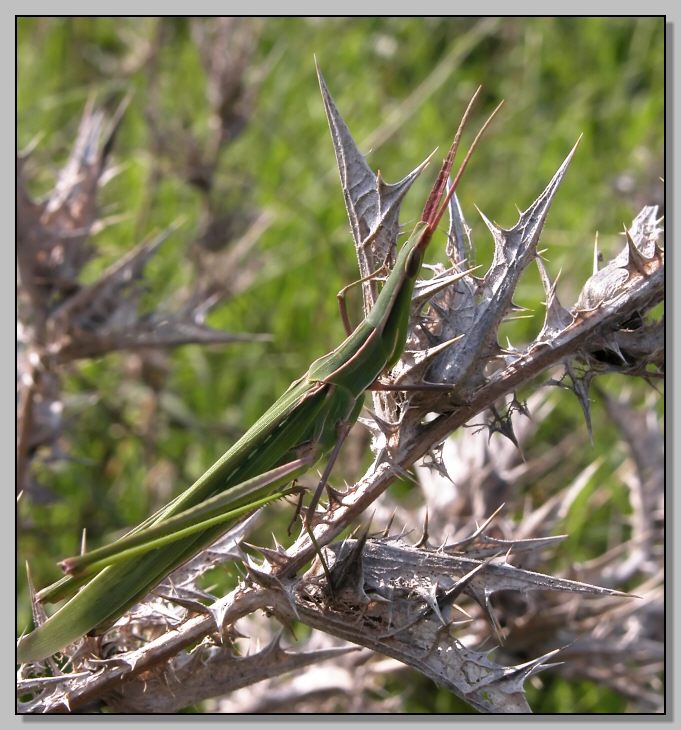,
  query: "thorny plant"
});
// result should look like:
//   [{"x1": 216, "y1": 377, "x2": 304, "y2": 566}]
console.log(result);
[
  {"x1": 17, "y1": 50, "x2": 663, "y2": 714},
  {"x1": 17, "y1": 19, "x2": 271, "y2": 500}
]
